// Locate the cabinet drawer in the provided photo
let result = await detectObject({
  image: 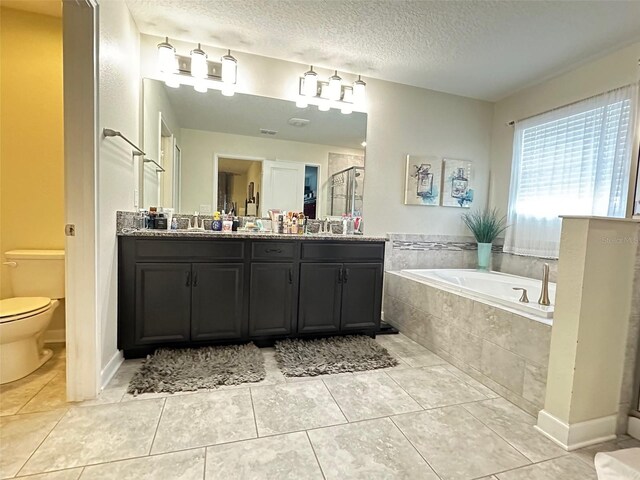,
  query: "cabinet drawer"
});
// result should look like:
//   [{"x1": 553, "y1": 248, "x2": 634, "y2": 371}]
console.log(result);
[
  {"x1": 251, "y1": 241, "x2": 296, "y2": 260},
  {"x1": 134, "y1": 239, "x2": 245, "y2": 261},
  {"x1": 301, "y1": 242, "x2": 384, "y2": 261}
]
